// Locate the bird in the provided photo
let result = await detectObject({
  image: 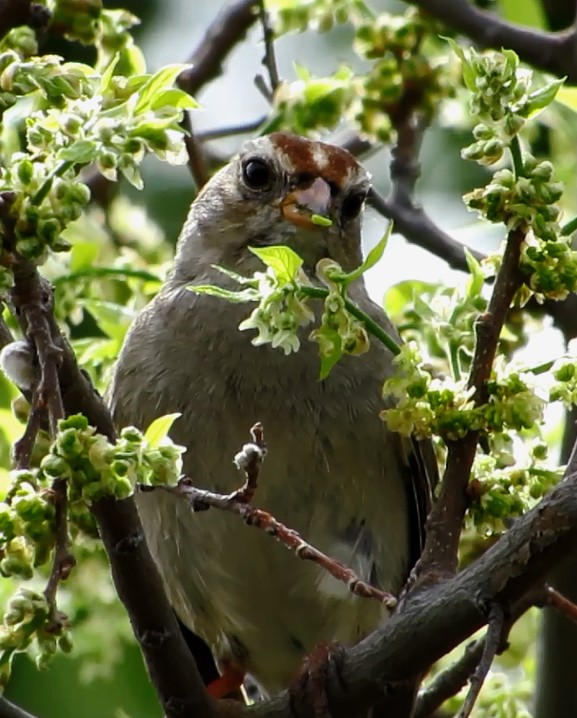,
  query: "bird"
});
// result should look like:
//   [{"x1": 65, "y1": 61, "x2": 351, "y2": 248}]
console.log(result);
[{"x1": 107, "y1": 132, "x2": 436, "y2": 703}]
